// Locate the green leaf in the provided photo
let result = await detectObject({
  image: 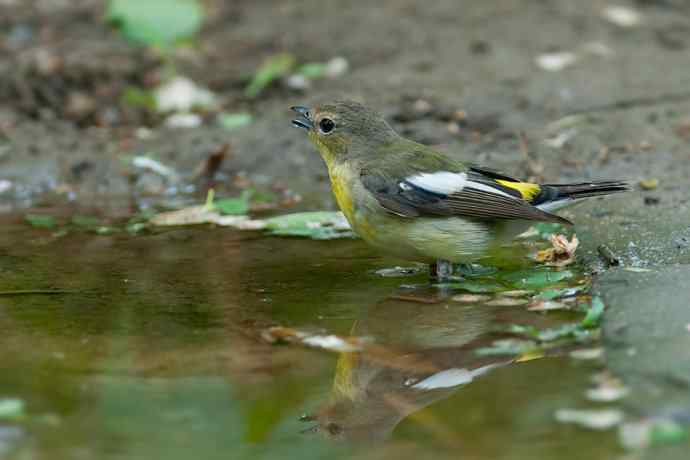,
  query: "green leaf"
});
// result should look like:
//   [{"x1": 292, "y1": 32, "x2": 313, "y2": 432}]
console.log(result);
[
  {"x1": 501, "y1": 269, "x2": 573, "y2": 289},
  {"x1": 214, "y1": 190, "x2": 252, "y2": 215},
  {"x1": 106, "y1": 0, "x2": 204, "y2": 48},
  {"x1": 245, "y1": 53, "x2": 295, "y2": 98},
  {"x1": 264, "y1": 211, "x2": 355, "y2": 240},
  {"x1": 533, "y1": 222, "x2": 566, "y2": 238},
  {"x1": 650, "y1": 420, "x2": 689, "y2": 446},
  {"x1": 432, "y1": 281, "x2": 506, "y2": 293},
  {"x1": 25, "y1": 214, "x2": 56, "y2": 229},
  {"x1": 581, "y1": 296, "x2": 606, "y2": 329},
  {"x1": 476, "y1": 339, "x2": 539, "y2": 356},
  {"x1": 533, "y1": 286, "x2": 586, "y2": 301},
  {"x1": 296, "y1": 62, "x2": 328, "y2": 79},
  {"x1": 217, "y1": 112, "x2": 253, "y2": 131},
  {"x1": 0, "y1": 398, "x2": 24, "y2": 420},
  {"x1": 71, "y1": 215, "x2": 101, "y2": 228},
  {"x1": 121, "y1": 86, "x2": 156, "y2": 110}
]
